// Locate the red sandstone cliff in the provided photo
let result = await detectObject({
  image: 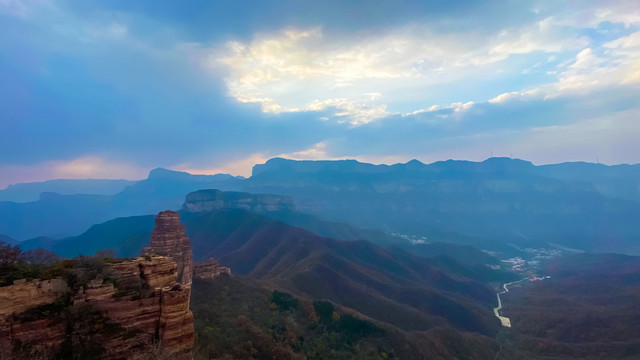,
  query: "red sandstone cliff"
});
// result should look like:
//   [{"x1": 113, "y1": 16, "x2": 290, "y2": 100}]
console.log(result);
[
  {"x1": 0, "y1": 209, "x2": 237, "y2": 359},
  {"x1": 0, "y1": 210, "x2": 197, "y2": 360},
  {"x1": 0, "y1": 256, "x2": 194, "y2": 360},
  {"x1": 143, "y1": 210, "x2": 194, "y2": 287},
  {"x1": 193, "y1": 258, "x2": 231, "y2": 280}
]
